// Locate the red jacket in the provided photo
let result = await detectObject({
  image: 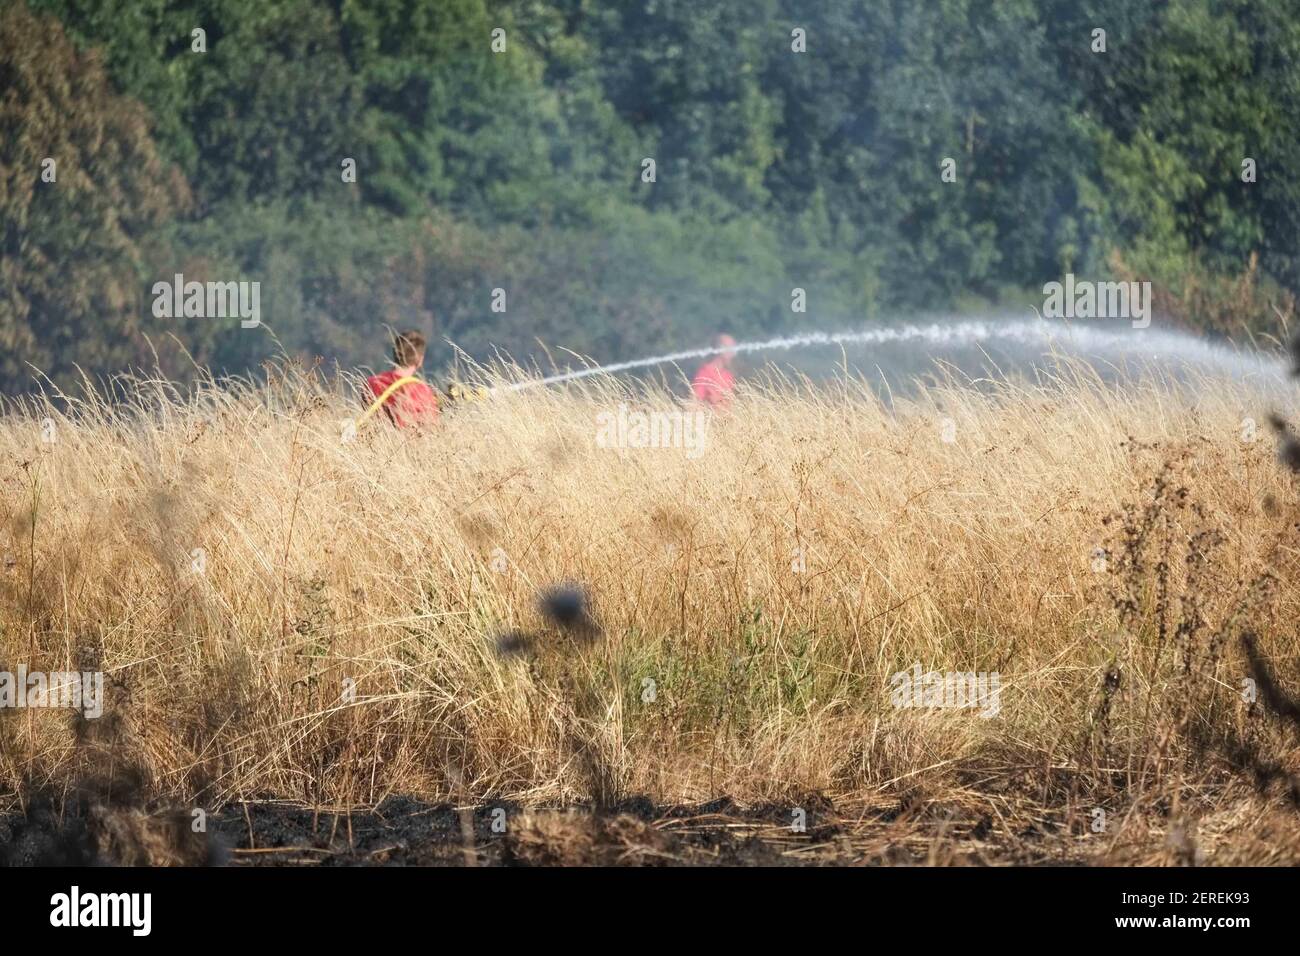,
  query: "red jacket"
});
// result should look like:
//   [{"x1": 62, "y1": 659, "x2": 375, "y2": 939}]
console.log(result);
[
  {"x1": 691, "y1": 360, "x2": 735, "y2": 408},
  {"x1": 365, "y1": 370, "x2": 440, "y2": 427}
]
